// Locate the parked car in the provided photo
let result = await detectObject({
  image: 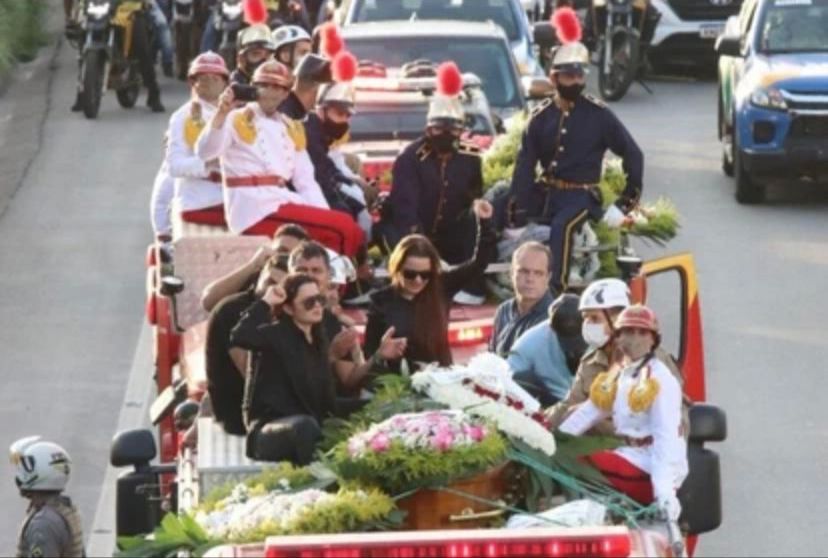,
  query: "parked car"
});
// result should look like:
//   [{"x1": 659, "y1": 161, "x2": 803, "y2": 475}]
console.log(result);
[
  {"x1": 716, "y1": 0, "x2": 828, "y2": 203},
  {"x1": 336, "y1": 0, "x2": 544, "y2": 77}
]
